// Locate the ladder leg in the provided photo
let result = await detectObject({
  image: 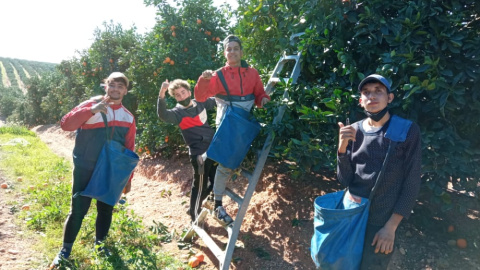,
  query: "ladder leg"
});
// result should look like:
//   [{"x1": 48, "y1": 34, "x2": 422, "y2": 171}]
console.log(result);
[{"x1": 182, "y1": 208, "x2": 209, "y2": 242}]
